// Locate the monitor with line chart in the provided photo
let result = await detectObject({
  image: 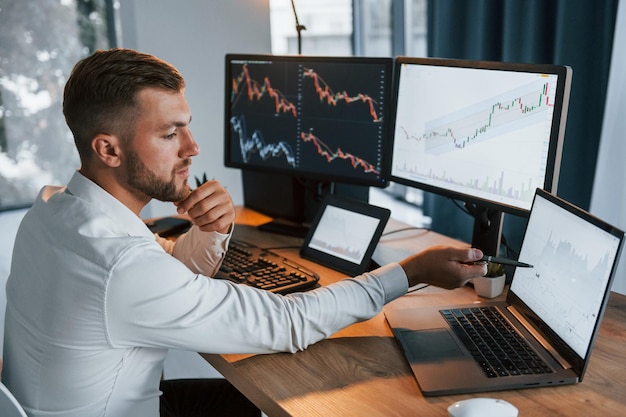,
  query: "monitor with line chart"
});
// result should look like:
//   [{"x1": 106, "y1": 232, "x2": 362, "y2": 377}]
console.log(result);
[
  {"x1": 224, "y1": 54, "x2": 393, "y2": 234},
  {"x1": 389, "y1": 57, "x2": 572, "y2": 254},
  {"x1": 225, "y1": 53, "x2": 392, "y2": 186}
]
